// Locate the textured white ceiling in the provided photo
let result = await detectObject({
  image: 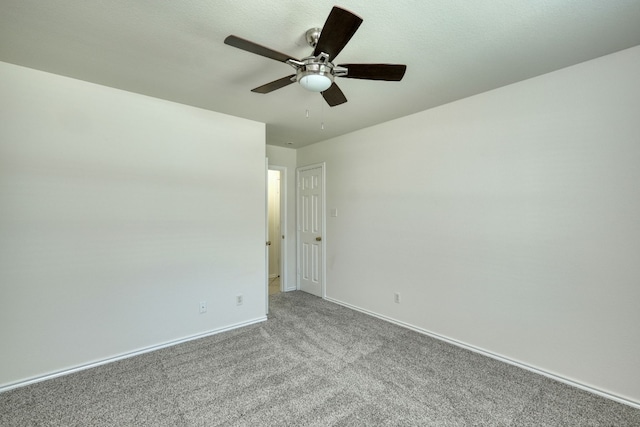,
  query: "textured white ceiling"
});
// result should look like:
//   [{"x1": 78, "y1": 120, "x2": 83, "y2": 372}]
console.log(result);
[{"x1": 1, "y1": 0, "x2": 640, "y2": 147}]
